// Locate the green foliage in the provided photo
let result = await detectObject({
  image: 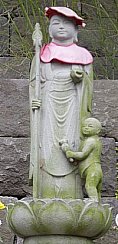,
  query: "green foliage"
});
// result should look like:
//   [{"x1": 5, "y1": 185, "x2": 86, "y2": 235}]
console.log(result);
[
  {"x1": 92, "y1": 0, "x2": 118, "y2": 79},
  {"x1": 0, "y1": 0, "x2": 118, "y2": 78}
]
